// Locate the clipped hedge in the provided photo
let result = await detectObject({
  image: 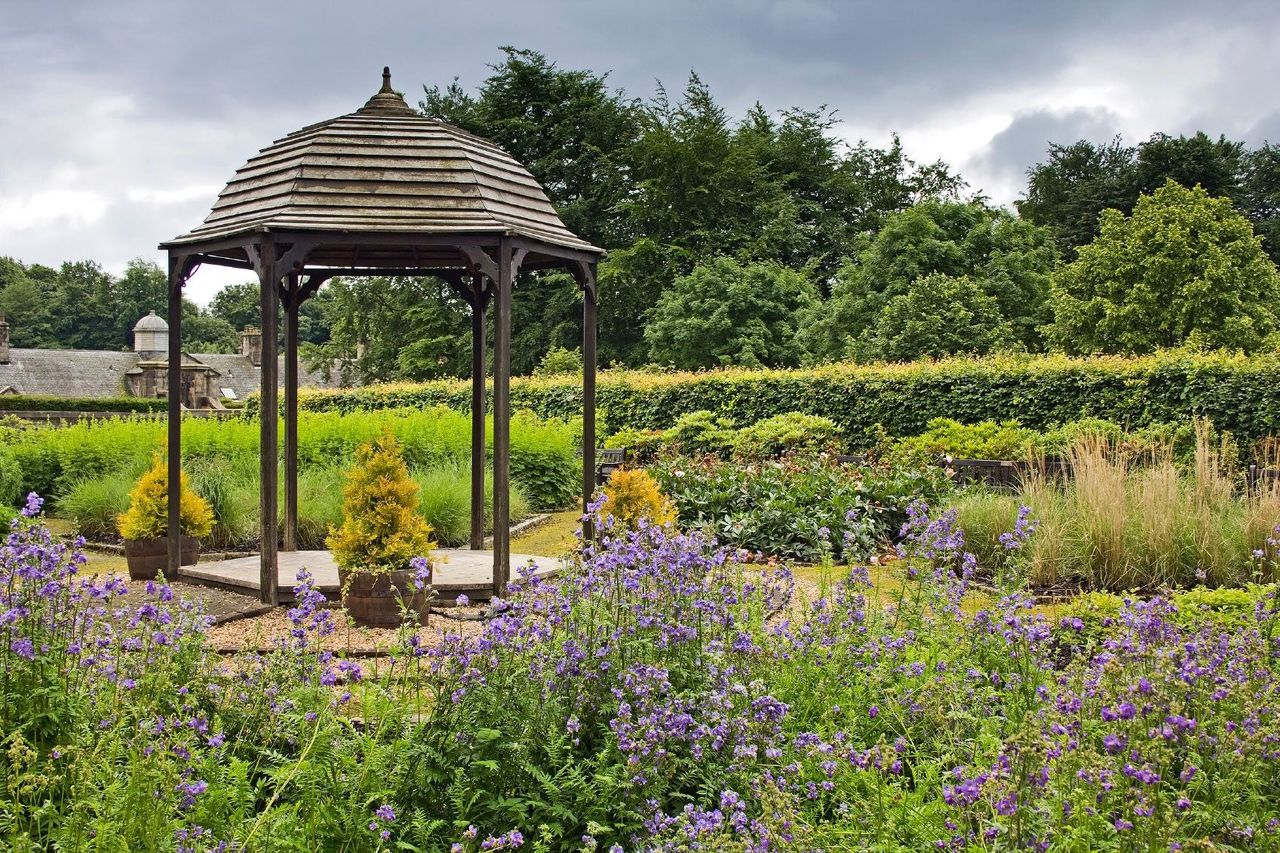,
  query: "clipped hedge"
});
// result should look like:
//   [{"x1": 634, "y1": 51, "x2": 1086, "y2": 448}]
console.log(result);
[
  {"x1": 292, "y1": 351, "x2": 1280, "y2": 451},
  {"x1": 0, "y1": 395, "x2": 167, "y2": 413}
]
